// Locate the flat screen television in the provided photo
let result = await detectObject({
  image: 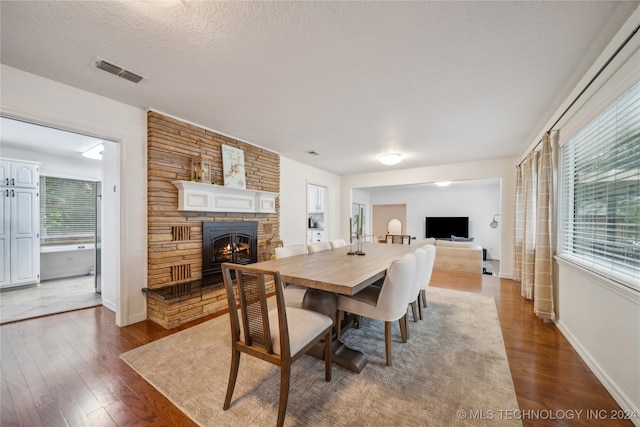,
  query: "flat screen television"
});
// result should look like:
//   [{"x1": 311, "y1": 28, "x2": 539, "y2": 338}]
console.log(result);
[{"x1": 425, "y1": 217, "x2": 469, "y2": 239}]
